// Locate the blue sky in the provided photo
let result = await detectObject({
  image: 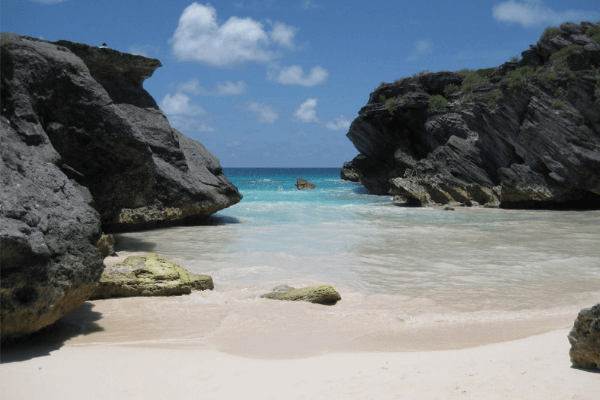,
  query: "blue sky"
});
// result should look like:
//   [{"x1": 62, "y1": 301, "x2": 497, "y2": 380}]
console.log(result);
[{"x1": 2, "y1": 1, "x2": 599, "y2": 167}]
